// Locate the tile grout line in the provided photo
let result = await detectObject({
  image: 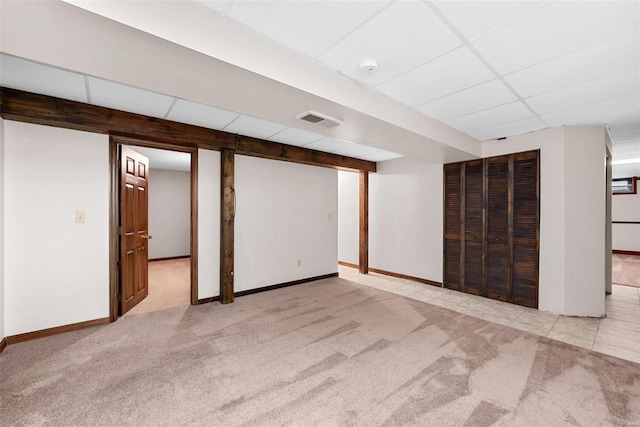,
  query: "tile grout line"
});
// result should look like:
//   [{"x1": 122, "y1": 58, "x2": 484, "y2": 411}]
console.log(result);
[
  {"x1": 545, "y1": 317, "x2": 560, "y2": 338},
  {"x1": 591, "y1": 319, "x2": 603, "y2": 351}
]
